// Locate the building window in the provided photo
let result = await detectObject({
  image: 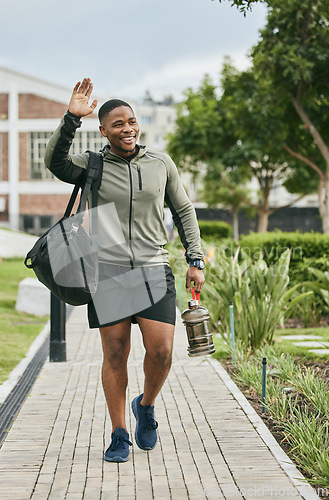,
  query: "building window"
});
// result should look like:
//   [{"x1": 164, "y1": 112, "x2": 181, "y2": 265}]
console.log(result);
[
  {"x1": 141, "y1": 115, "x2": 155, "y2": 124},
  {"x1": 21, "y1": 214, "x2": 56, "y2": 235},
  {"x1": 30, "y1": 132, "x2": 54, "y2": 179},
  {"x1": 79, "y1": 131, "x2": 108, "y2": 153},
  {"x1": 30, "y1": 131, "x2": 107, "y2": 179}
]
